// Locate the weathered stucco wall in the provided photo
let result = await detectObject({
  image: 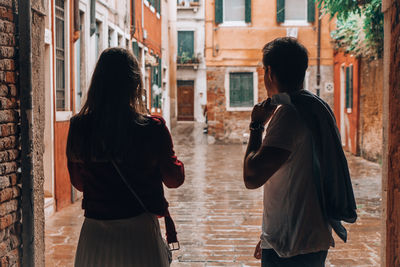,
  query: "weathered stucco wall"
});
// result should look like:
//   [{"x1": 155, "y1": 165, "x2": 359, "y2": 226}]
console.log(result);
[
  {"x1": 359, "y1": 59, "x2": 383, "y2": 162},
  {"x1": 207, "y1": 66, "x2": 263, "y2": 143}
]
